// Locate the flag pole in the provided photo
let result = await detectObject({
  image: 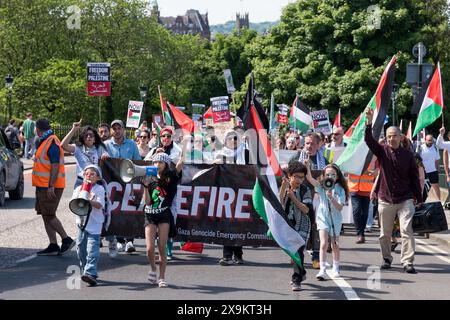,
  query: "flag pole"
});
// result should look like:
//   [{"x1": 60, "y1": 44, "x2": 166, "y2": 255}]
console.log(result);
[{"x1": 158, "y1": 85, "x2": 165, "y2": 125}]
